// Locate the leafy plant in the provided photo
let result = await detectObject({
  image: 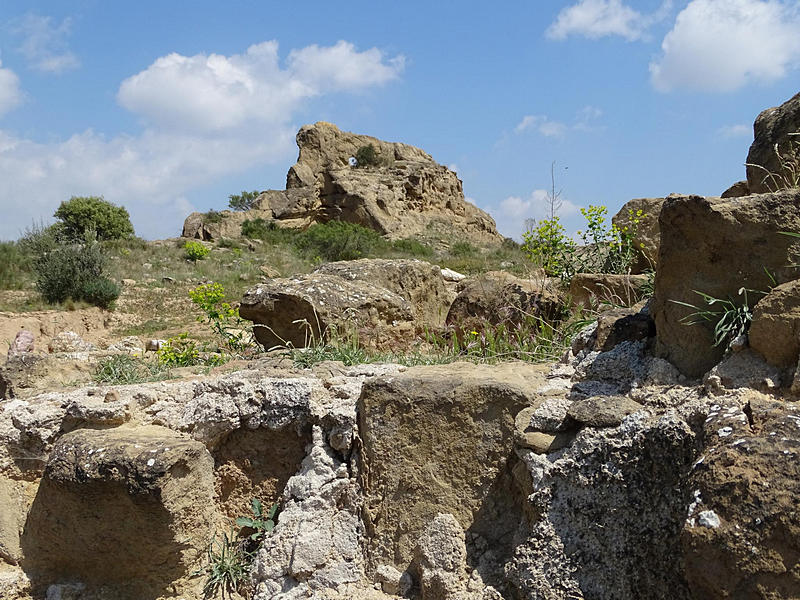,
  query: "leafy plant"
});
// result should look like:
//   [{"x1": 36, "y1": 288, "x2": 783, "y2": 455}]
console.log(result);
[
  {"x1": 189, "y1": 282, "x2": 256, "y2": 353},
  {"x1": 354, "y1": 144, "x2": 383, "y2": 168},
  {"x1": 156, "y1": 333, "x2": 200, "y2": 367},
  {"x1": 294, "y1": 221, "x2": 388, "y2": 262},
  {"x1": 235, "y1": 498, "x2": 279, "y2": 547},
  {"x1": 185, "y1": 240, "x2": 210, "y2": 262},
  {"x1": 203, "y1": 210, "x2": 225, "y2": 224},
  {"x1": 521, "y1": 216, "x2": 576, "y2": 277},
  {"x1": 200, "y1": 531, "x2": 249, "y2": 600},
  {"x1": 671, "y1": 288, "x2": 763, "y2": 348},
  {"x1": 81, "y1": 276, "x2": 121, "y2": 309},
  {"x1": 53, "y1": 196, "x2": 134, "y2": 241},
  {"x1": 0, "y1": 241, "x2": 33, "y2": 289},
  {"x1": 228, "y1": 190, "x2": 260, "y2": 211},
  {"x1": 391, "y1": 237, "x2": 433, "y2": 258}
]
